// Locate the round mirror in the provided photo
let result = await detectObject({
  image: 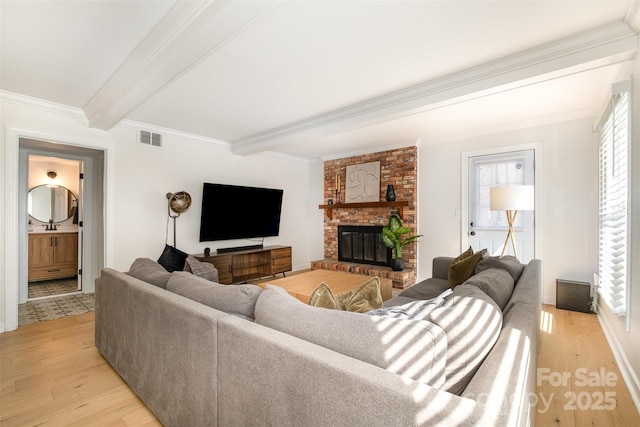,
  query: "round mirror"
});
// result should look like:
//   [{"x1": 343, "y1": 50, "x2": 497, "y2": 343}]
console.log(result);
[{"x1": 28, "y1": 185, "x2": 78, "y2": 223}]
